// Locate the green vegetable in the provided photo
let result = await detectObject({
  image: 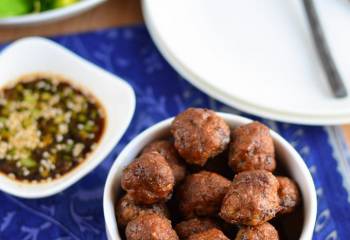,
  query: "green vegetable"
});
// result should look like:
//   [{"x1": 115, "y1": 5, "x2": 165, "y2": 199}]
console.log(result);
[
  {"x1": 37, "y1": 0, "x2": 52, "y2": 12},
  {"x1": 41, "y1": 92, "x2": 52, "y2": 100},
  {"x1": 78, "y1": 114, "x2": 87, "y2": 122},
  {"x1": 22, "y1": 117, "x2": 33, "y2": 128},
  {"x1": 0, "y1": 0, "x2": 33, "y2": 18},
  {"x1": 52, "y1": 0, "x2": 79, "y2": 8},
  {"x1": 8, "y1": 149, "x2": 16, "y2": 157},
  {"x1": 0, "y1": 0, "x2": 80, "y2": 18},
  {"x1": 90, "y1": 110, "x2": 97, "y2": 119},
  {"x1": 63, "y1": 155, "x2": 72, "y2": 162},
  {"x1": 0, "y1": 117, "x2": 6, "y2": 123},
  {"x1": 20, "y1": 158, "x2": 37, "y2": 168},
  {"x1": 33, "y1": 0, "x2": 56, "y2": 12},
  {"x1": 84, "y1": 123, "x2": 94, "y2": 132},
  {"x1": 54, "y1": 115, "x2": 65, "y2": 124},
  {"x1": 24, "y1": 92, "x2": 38, "y2": 105},
  {"x1": 66, "y1": 143, "x2": 74, "y2": 152},
  {"x1": 31, "y1": 109, "x2": 41, "y2": 119}
]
